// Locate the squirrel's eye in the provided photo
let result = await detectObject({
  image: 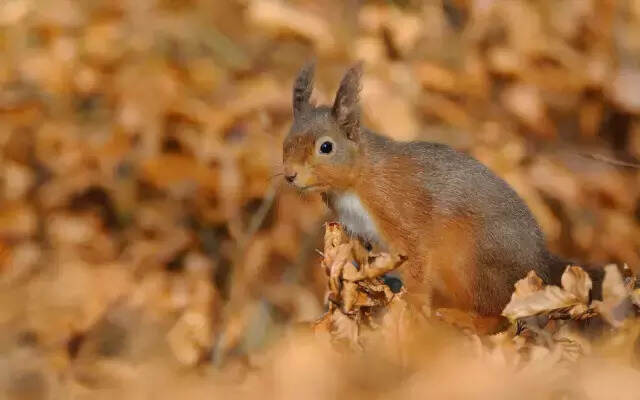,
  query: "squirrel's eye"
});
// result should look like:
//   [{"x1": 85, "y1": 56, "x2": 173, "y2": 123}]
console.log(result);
[{"x1": 319, "y1": 141, "x2": 333, "y2": 154}]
